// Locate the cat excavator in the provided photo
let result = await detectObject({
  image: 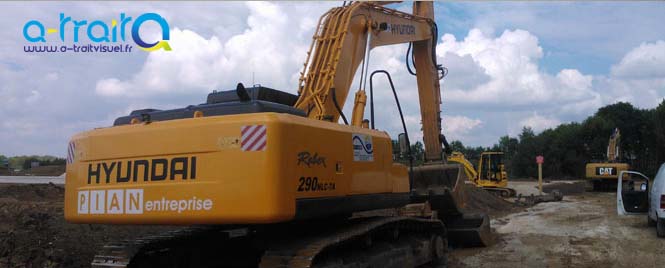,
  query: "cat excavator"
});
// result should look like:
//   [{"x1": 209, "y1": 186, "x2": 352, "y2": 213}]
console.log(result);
[
  {"x1": 65, "y1": 2, "x2": 491, "y2": 267},
  {"x1": 448, "y1": 152, "x2": 516, "y2": 197},
  {"x1": 586, "y1": 128, "x2": 630, "y2": 191}
]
